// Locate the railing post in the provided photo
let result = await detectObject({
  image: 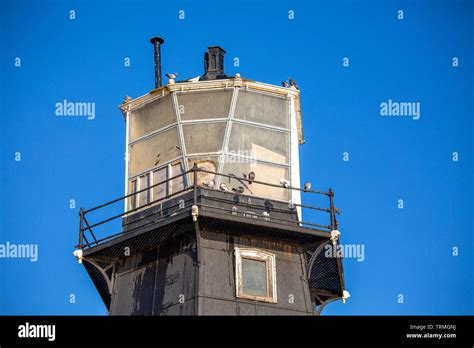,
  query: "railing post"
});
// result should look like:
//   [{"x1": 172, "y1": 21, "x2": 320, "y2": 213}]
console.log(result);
[
  {"x1": 193, "y1": 163, "x2": 198, "y2": 205},
  {"x1": 79, "y1": 208, "x2": 85, "y2": 249},
  {"x1": 328, "y1": 188, "x2": 336, "y2": 230}
]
